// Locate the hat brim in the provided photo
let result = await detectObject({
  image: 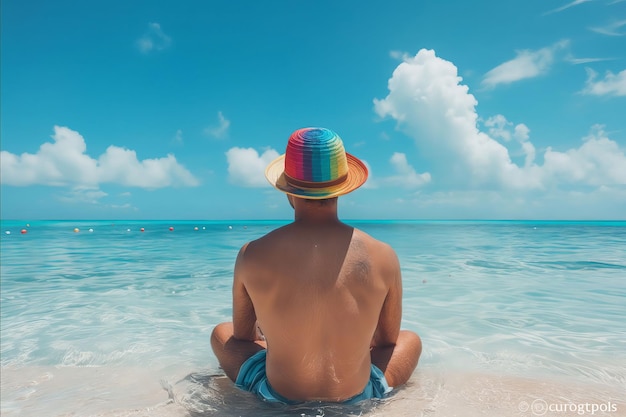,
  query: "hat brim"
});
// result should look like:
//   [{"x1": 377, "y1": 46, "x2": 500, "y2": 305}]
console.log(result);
[{"x1": 265, "y1": 153, "x2": 369, "y2": 199}]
